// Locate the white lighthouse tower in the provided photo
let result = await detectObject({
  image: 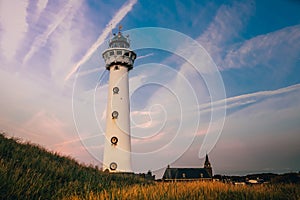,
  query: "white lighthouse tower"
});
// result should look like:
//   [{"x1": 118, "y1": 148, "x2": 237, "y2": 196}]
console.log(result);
[{"x1": 102, "y1": 27, "x2": 136, "y2": 172}]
